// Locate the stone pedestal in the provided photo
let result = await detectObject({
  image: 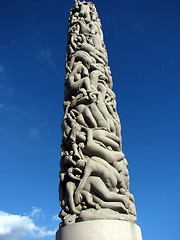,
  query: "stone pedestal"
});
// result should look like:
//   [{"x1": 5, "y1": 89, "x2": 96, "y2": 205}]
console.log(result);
[{"x1": 56, "y1": 220, "x2": 142, "y2": 240}]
